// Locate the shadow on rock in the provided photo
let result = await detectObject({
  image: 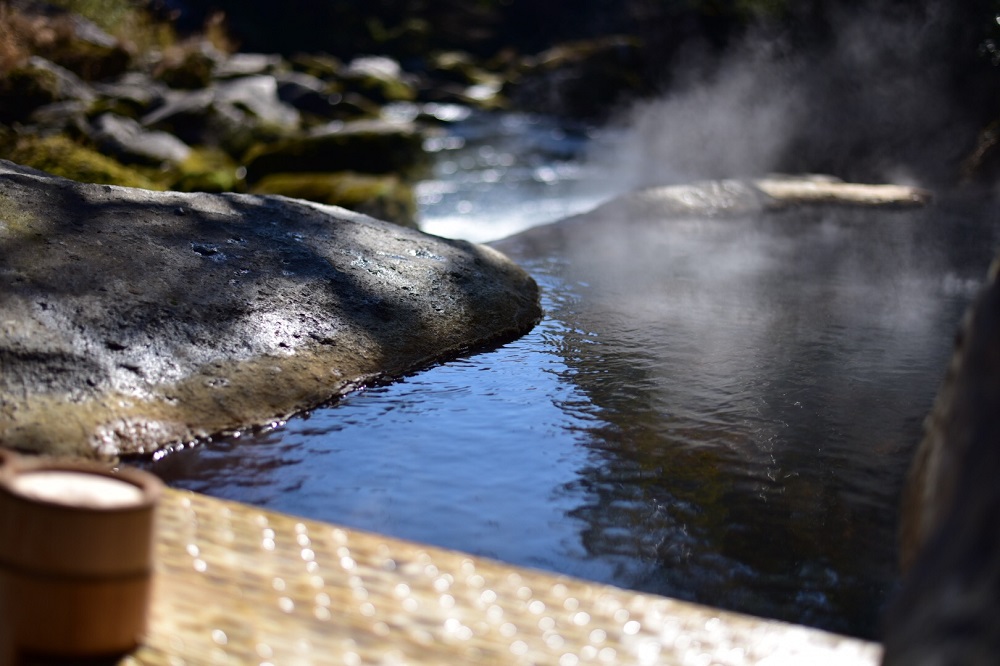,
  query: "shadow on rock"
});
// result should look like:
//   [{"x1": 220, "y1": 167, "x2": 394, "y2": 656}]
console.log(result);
[{"x1": 0, "y1": 160, "x2": 540, "y2": 458}]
